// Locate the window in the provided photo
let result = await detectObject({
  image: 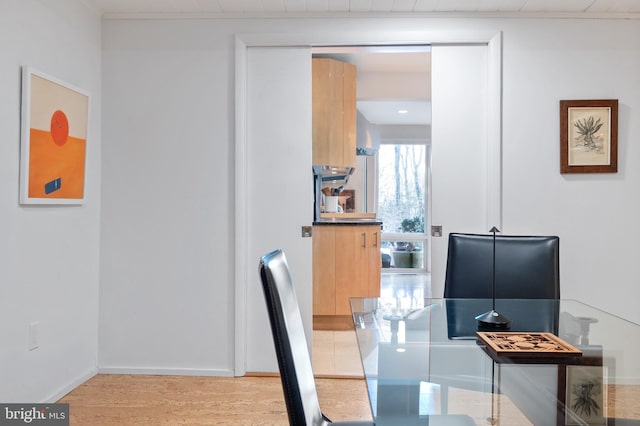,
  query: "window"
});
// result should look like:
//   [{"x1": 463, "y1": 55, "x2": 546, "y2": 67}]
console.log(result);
[{"x1": 377, "y1": 143, "x2": 428, "y2": 271}]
